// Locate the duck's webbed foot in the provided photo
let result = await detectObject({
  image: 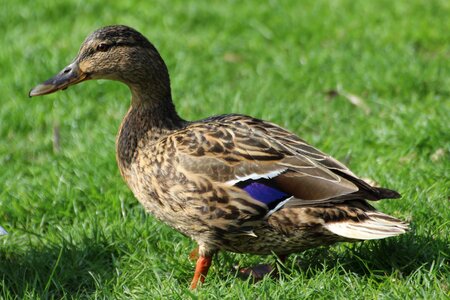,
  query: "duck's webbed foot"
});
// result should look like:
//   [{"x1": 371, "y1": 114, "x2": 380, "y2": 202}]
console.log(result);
[
  {"x1": 237, "y1": 264, "x2": 276, "y2": 281},
  {"x1": 236, "y1": 255, "x2": 288, "y2": 282}
]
